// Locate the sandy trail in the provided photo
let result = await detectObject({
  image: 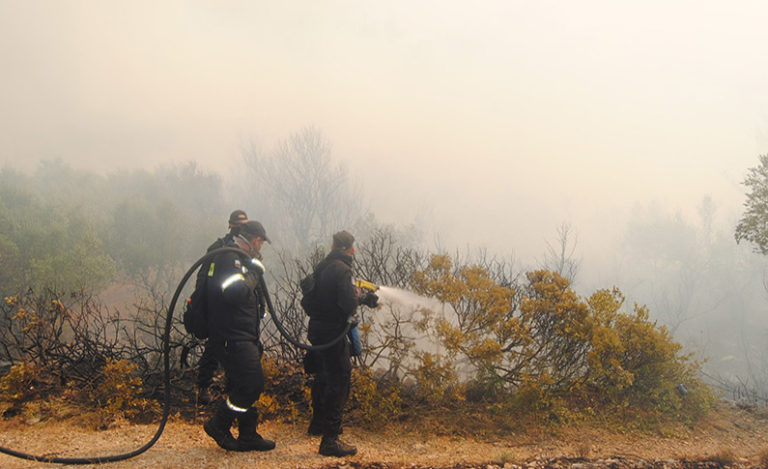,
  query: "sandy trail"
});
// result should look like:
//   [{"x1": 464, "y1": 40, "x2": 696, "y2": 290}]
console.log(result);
[{"x1": 0, "y1": 403, "x2": 765, "y2": 469}]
